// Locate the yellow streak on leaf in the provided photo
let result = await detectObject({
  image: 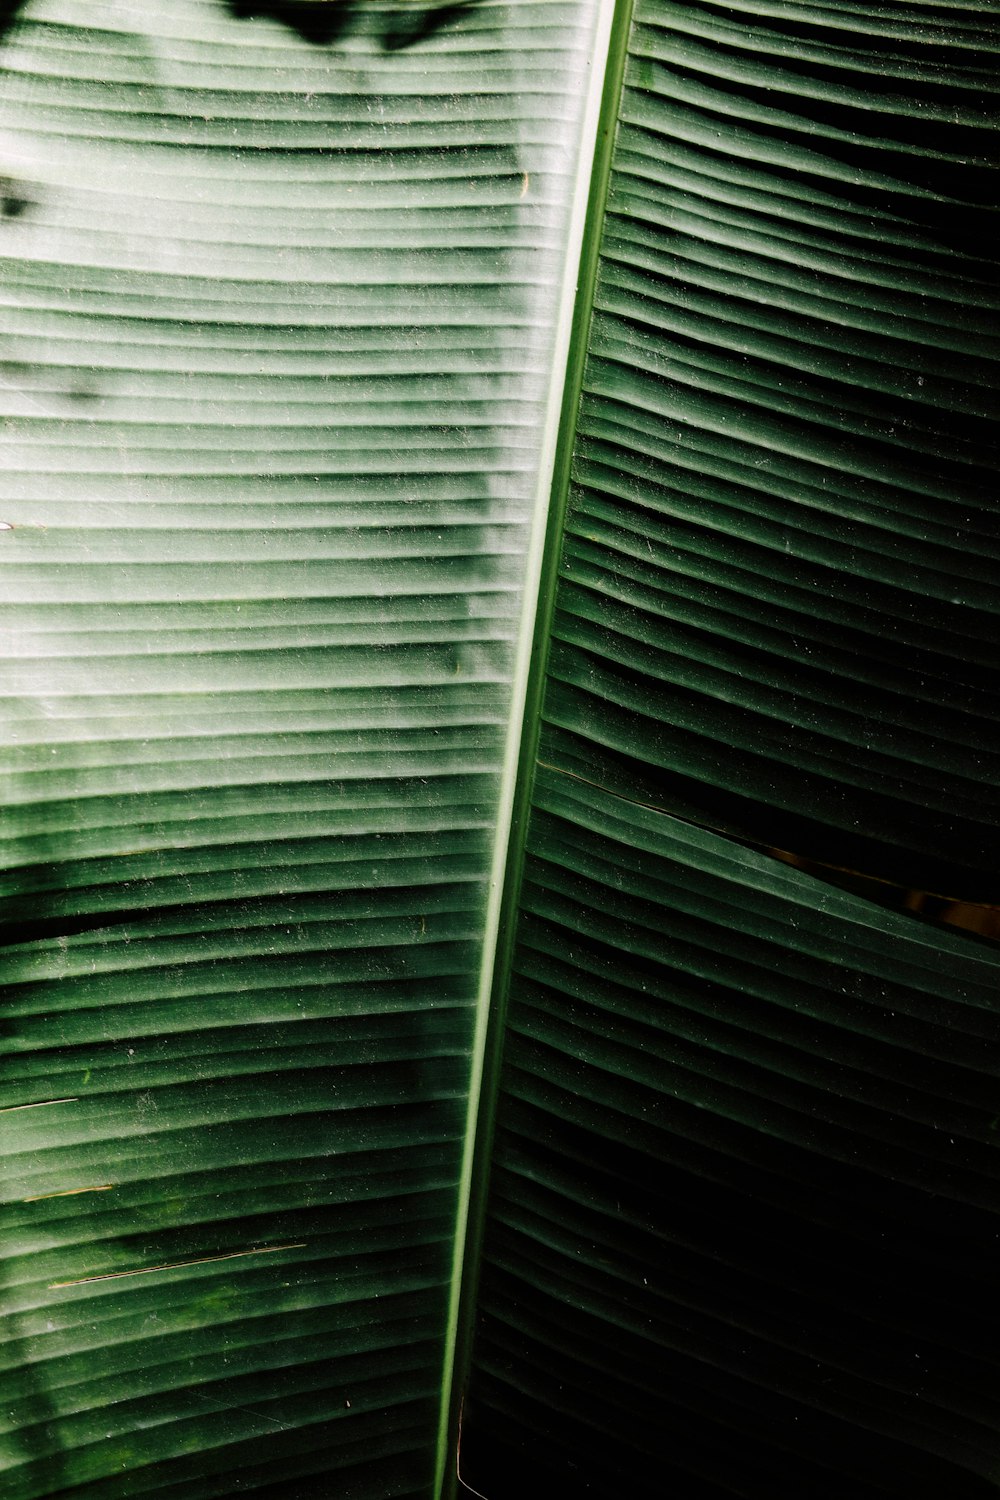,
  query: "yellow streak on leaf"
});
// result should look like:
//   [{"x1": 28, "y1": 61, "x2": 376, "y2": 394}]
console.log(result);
[
  {"x1": 1, "y1": 1097, "x2": 78, "y2": 1113},
  {"x1": 49, "y1": 1243, "x2": 308, "y2": 1289},
  {"x1": 24, "y1": 1184, "x2": 115, "y2": 1203}
]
